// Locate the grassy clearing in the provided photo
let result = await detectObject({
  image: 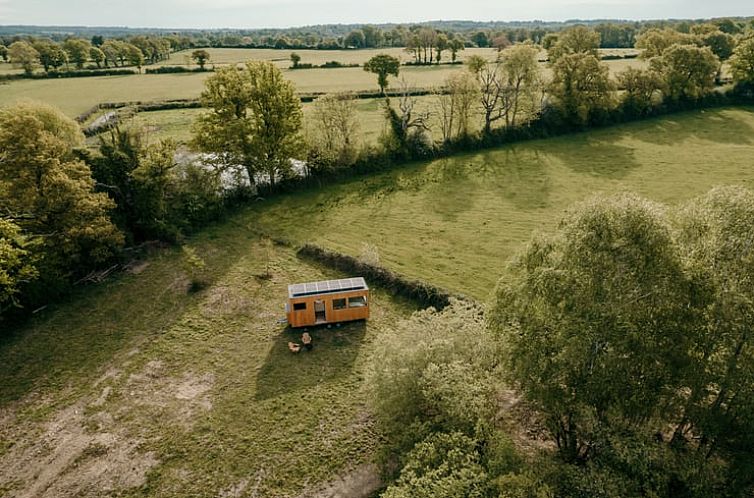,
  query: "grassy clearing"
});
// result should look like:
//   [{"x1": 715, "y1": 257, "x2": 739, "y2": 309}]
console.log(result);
[
  {"x1": 249, "y1": 107, "x2": 754, "y2": 300},
  {"x1": 0, "y1": 220, "x2": 416, "y2": 497}
]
